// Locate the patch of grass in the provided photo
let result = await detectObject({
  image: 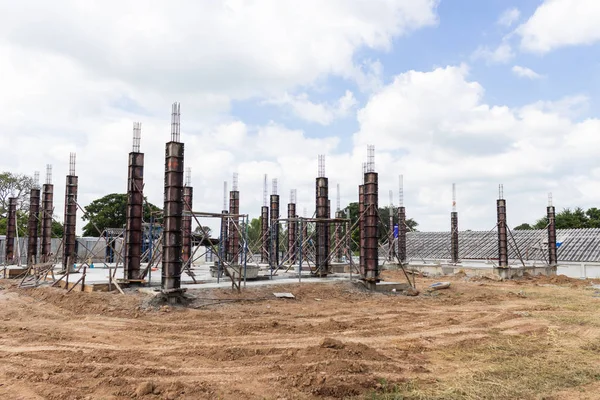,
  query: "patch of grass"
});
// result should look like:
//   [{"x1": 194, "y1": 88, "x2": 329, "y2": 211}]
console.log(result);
[
  {"x1": 535, "y1": 311, "x2": 600, "y2": 327},
  {"x1": 364, "y1": 332, "x2": 600, "y2": 400}
]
